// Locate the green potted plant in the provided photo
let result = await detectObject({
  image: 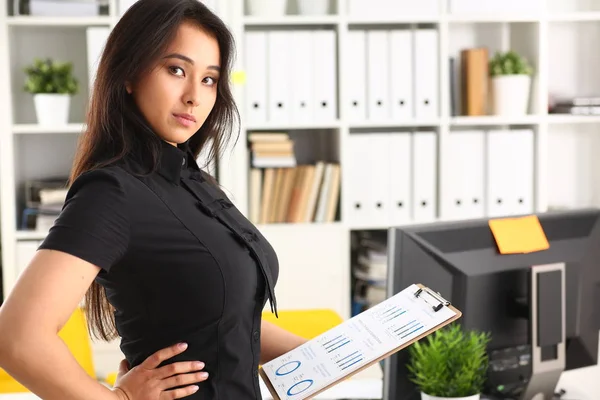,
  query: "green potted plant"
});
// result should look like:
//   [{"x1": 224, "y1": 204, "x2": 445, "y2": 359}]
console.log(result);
[
  {"x1": 407, "y1": 324, "x2": 491, "y2": 400},
  {"x1": 23, "y1": 58, "x2": 79, "y2": 126},
  {"x1": 488, "y1": 50, "x2": 534, "y2": 116}
]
